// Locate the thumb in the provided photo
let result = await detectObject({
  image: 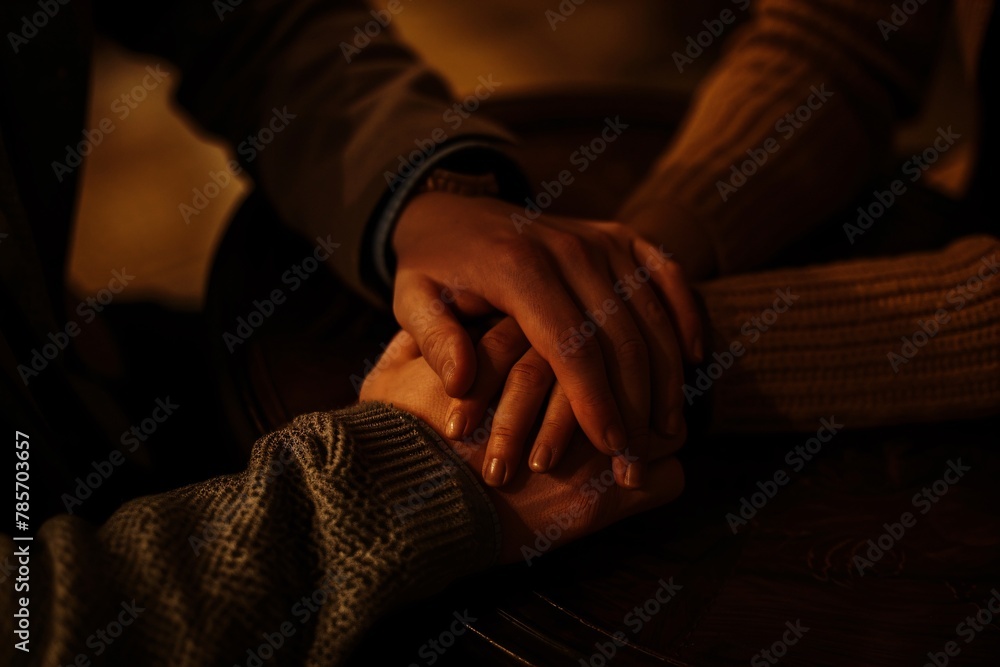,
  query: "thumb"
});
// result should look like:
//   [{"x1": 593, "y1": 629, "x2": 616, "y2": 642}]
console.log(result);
[{"x1": 393, "y1": 271, "x2": 477, "y2": 397}]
